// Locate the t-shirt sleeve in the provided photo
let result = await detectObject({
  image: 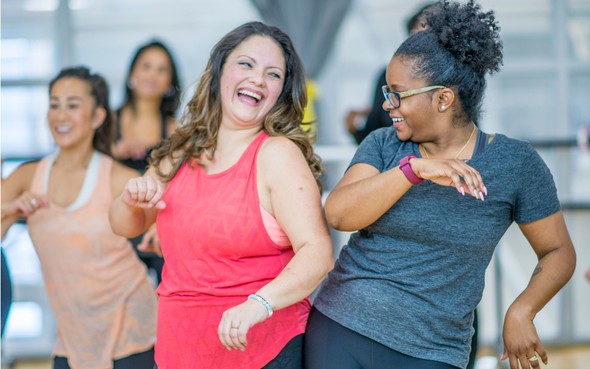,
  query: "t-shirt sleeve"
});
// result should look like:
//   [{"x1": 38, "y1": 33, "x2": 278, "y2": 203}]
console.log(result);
[
  {"x1": 514, "y1": 143, "x2": 561, "y2": 224},
  {"x1": 348, "y1": 129, "x2": 386, "y2": 172}
]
